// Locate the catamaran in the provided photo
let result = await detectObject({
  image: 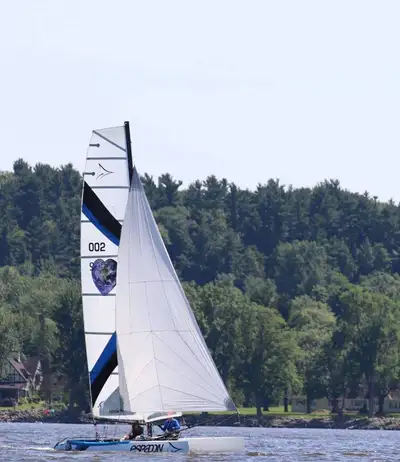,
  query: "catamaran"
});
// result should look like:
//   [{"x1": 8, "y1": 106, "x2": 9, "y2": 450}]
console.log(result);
[{"x1": 54, "y1": 122, "x2": 244, "y2": 453}]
